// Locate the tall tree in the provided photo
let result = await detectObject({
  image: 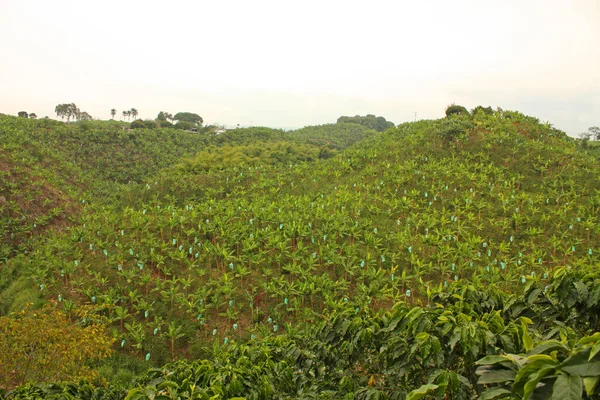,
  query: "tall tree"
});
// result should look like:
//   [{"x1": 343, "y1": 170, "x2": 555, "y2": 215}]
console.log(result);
[
  {"x1": 17, "y1": 111, "x2": 28, "y2": 118},
  {"x1": 122, "y1": 110, "x2": 127, "y2": 120},
  {"x1": 55, "y1": 104, "x2": 66, "y2": 121},
  {"x1": 157, "y1": 111, "x2": 174, "y2": 123},
  {"x1": 174, "y1": 112, "x2": 203, "y2": 126},
  {"x1": 79, "y1": 111, "x2": 93, "y2": 121},
  {"x1": 131, "y1": 108, "x2": 138, "y2": 120},
  {"x1": 55, "y1": 103, "x2": 80, "y2": 123},
  {"x1": 110, "y1": 109, "x2": 117, "y2": 119},
  {"x1": 54, "y1": 103, "x2": 79, "y2": 123}
]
